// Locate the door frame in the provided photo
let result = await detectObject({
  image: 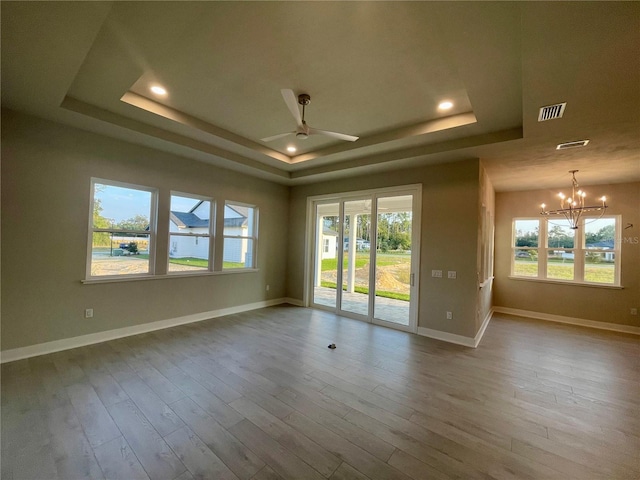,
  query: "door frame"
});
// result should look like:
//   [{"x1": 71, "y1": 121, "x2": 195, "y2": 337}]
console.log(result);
[{"x1": 304, "y1": 184, "x2": 422, "y2": 333}]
